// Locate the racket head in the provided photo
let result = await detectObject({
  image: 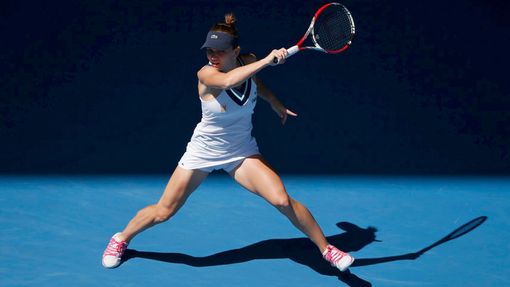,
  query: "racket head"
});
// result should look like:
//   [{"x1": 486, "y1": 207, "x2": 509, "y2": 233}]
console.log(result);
[
  {"x1": 279, "y1": 2, "x2": 355, "y2": 63},
  {"x1": 308, "y1": 2, "x2": 355, "y2": 54}
]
